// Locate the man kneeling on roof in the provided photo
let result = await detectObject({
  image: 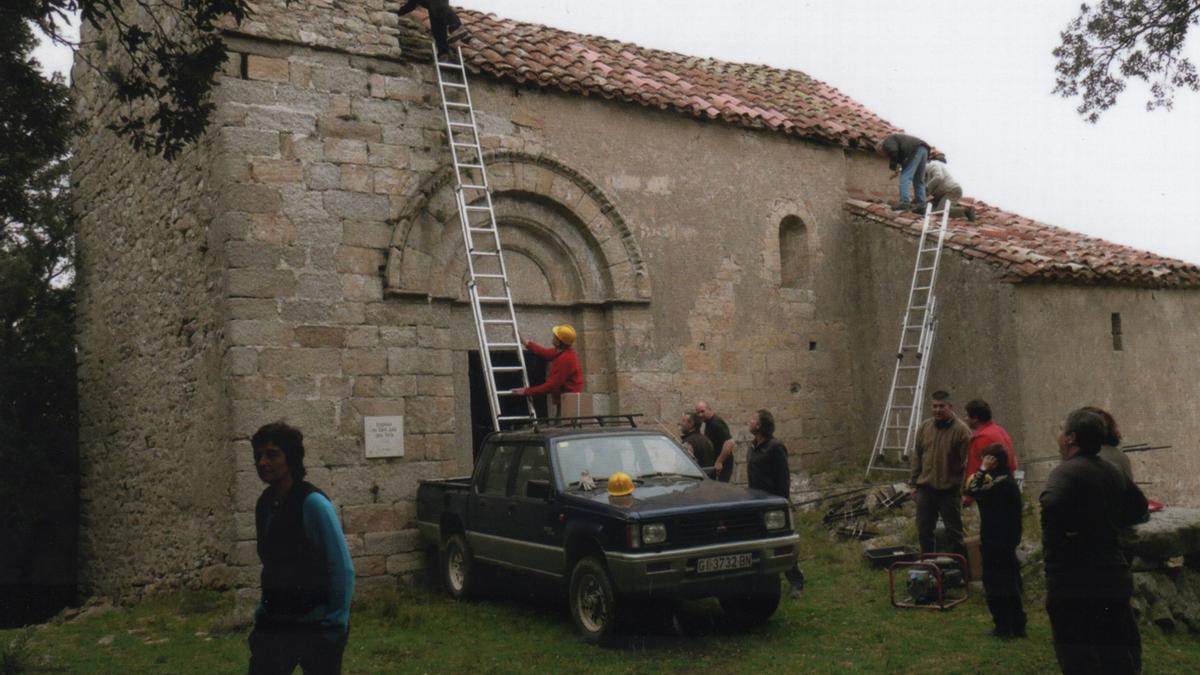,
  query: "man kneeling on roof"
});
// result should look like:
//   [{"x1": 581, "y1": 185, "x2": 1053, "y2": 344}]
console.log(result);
[{"x1": 513, "y1": 324, "x2": 584, "y2": 413}]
